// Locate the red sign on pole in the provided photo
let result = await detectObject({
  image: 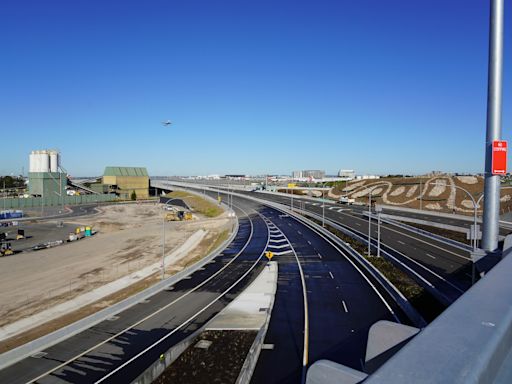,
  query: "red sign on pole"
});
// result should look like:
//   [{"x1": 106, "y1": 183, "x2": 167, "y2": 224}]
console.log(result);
[{"x1": 492, "y1": 140, "x2": 507, "y2": 175}]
